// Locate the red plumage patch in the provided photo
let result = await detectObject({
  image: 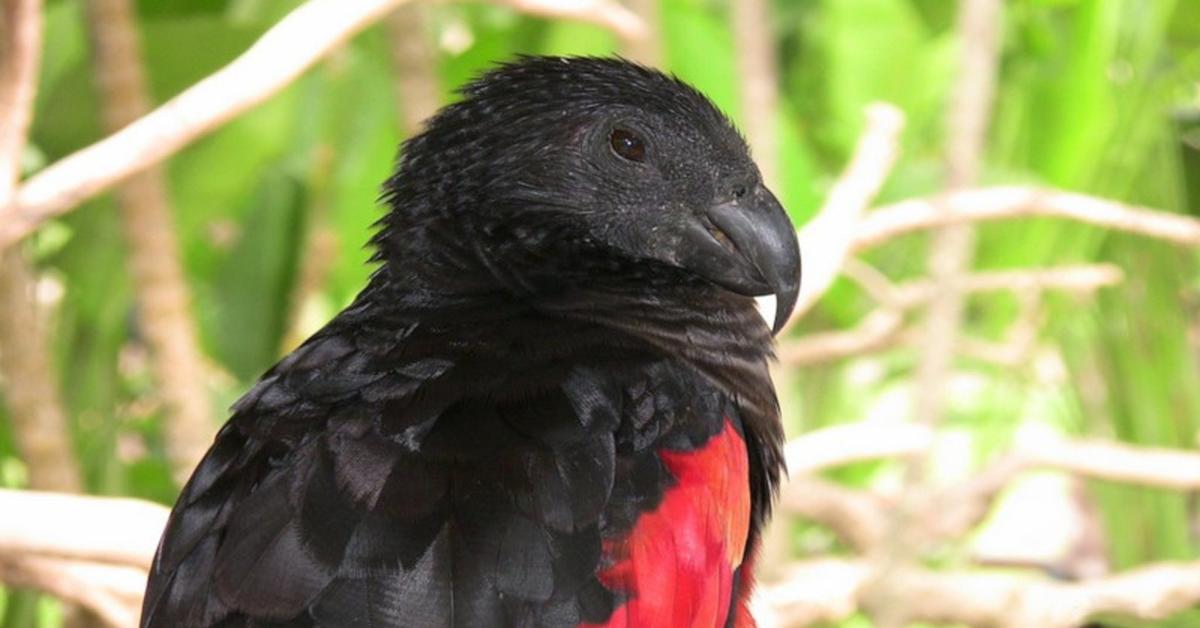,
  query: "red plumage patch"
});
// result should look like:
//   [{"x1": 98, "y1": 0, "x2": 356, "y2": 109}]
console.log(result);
[{"x1": 584, "y1": 419, "x2": 752, "y2": 628}]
